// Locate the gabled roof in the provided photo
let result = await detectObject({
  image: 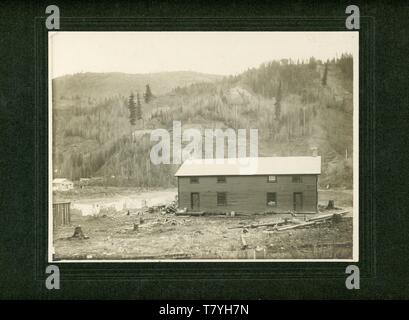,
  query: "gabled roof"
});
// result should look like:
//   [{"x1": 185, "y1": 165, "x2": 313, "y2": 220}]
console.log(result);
[{"x1": 174, "y1": 156, "x2": 321, "y2": 176}]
